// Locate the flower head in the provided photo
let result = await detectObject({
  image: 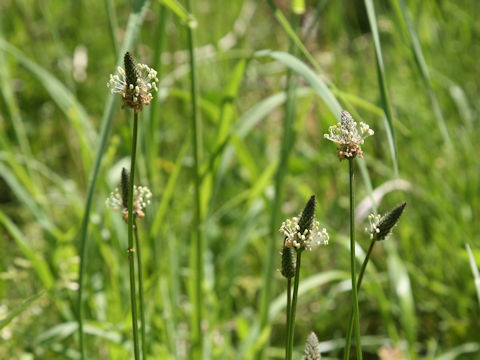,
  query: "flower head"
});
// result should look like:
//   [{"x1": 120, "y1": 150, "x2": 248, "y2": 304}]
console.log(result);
[
  {"x1": 106, "y1": 185, "x2": 152, "y2": 221},
  {"x1": 303, "y1": 332, "x2": 322, "y2": 360},
  {"x1": 324, "y1": 110, "x2": 374, "y2": 160},
  {"x1": 366, "y1": 202, "x2": 406, "y2": 241},
  {"x1": 280, "y1": 196, "x2": 329, "y2": 251},
  {"x1": 107, "y1": 52, "x2": 159, "y2": 112}
]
